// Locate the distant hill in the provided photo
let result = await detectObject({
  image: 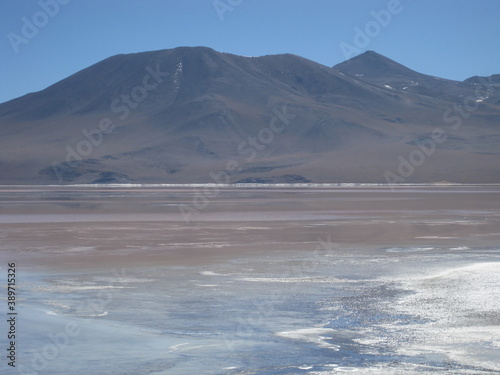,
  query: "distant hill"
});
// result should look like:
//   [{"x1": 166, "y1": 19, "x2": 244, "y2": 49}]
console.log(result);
[{"x1": 1, "y1": 47, "x2": 499, "y2": 184}]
